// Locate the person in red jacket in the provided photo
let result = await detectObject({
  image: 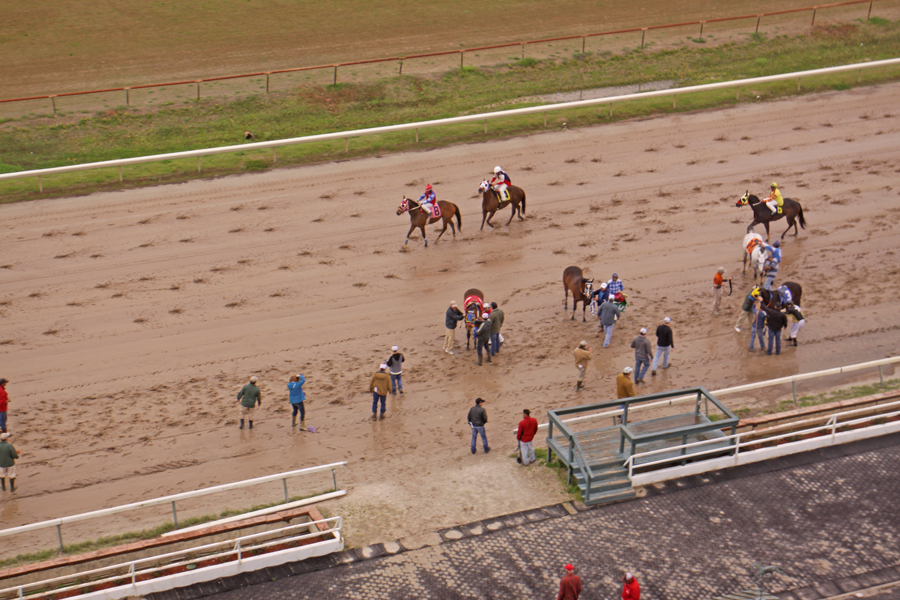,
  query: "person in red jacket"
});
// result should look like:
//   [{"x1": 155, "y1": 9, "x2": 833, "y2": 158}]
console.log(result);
[
  {"x1": 516, "y1": 409, "x2": 539, "y2": 466},
  {"x1": 557, "y1": 564, "x2": 582, "y2": 600},
  {"x1": 622, "y1": 572, "x2": 640, "y2": 600}
]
